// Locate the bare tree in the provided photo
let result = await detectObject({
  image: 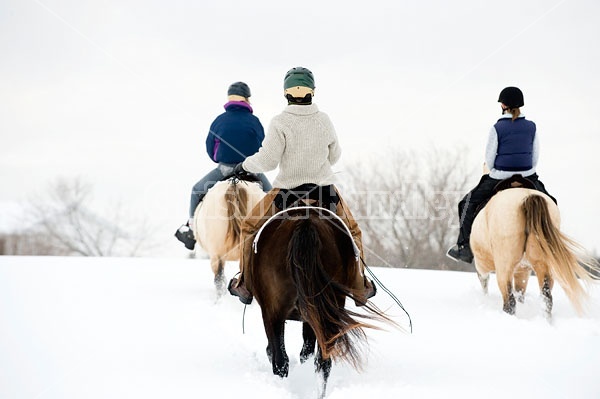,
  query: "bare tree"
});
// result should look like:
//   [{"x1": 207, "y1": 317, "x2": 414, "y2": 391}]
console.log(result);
[
  {"x1": 17, "y1": 178, "x2": 155, "y2": 256},
  {"x1": 344, "y1": 145, "x2": 475, "y2": 271}
]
